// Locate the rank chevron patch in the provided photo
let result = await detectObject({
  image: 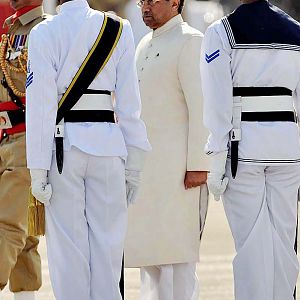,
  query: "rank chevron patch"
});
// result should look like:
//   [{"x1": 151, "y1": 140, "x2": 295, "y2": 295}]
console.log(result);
[{"x1": 205, "y1": 49, "x2": 220, "y2": 63}]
